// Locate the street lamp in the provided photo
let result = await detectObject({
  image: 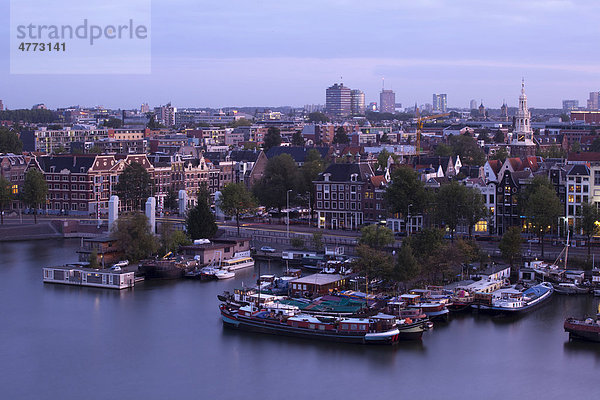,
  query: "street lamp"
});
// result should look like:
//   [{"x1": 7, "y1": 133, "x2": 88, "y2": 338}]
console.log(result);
[
  {"x1": 407, "y1": 203, "x2": 413, "y2": 235},
  {"x1": 287, "y1": 189, "x2": 292, "y2": 238}
]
